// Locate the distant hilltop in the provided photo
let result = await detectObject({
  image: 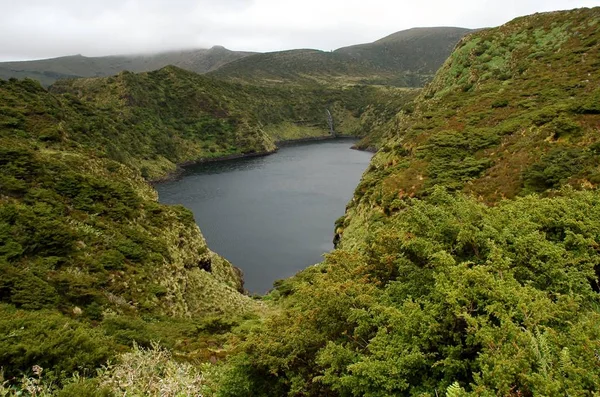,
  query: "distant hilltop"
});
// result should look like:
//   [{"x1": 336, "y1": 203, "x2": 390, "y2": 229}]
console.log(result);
[
  {"x1": 0, "y1": 27, "x2": 471, "y2": 87},
  {"x1": 0, "y1": 46, "x2": 255, "y2": 86}
]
